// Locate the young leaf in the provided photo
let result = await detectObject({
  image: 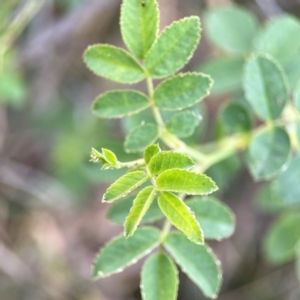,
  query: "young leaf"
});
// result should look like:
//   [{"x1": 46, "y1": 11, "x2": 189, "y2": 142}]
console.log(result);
[
  {"x1": 144, "y1": 144, "x2": 161, "y2": 165},
  {"x1": 125, "y1": 186, "x2": 157, "y2": 237},
  {"x1": 125, "y1": 124, "x2": 159, "y2": 153},
  {"x1": 153, "y1": 73, "x2": 212, "y2": 110},
  {"x1": 246, "y1": 127, "x2": 291, "y2": 181},
  {"x1": 166, "y1": 110, "x2": 200, "y2": 138},
  {"x1": 92, "y1": 91, "x2": 150, "y2": 118},
  {"x1": 158, "y1": 192, "x2": 204, "y2": 244},
  {"x1": 294, "y1": 80, "x2": 300, "y2": 111},
  {"x1": 120, "y1": 0, "x2": 159, "y2": 59},
  {"x1": 243, "y1": 54, "x2": 289, "y2": 121},
  {"x1": 102, "y1": 148, "x2": 118, "y2": 165},
  {"x1": 156, "y1": 169, "x2": 218, "y2": 195},
  {"x1": 164, "y1": 232, "x2": 222, "y2": 298},
  {"x1": 254, "y1": 15, "x2": 300, "y2": 64},
  {"x1": 204, "y1": 7, "x2": 258, "y2": 55},
  {"x1": 186, "y1": 197, "x2": 235, "y2": 240},
  {"x1": 145, "y1": 17, "x2": 201, "y2": 78},
  {"x1": 148, "y1": 151, "x2": 195, "y2": 175},
  {"x1": 198, "y1": 57, "x2": 244, "y2": 94},
  {"x1": 83, "y1": 45, "x2": 145, "y2": 83},
  {"x1": 93, "y1": 227, "x2": 160, "y2": 279},
  {"x1": 103, "y1": 171, "x2": 149, "y2": 202},
  {"x1": 141, "y1": 253, "x2": 178, "y2": 300},
  {"x1": 107, "y1": 195, "x2": 164, "y2": 224},
  {"x1": 264, "y1": 212, "x2": 300, "y2": 264}
]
